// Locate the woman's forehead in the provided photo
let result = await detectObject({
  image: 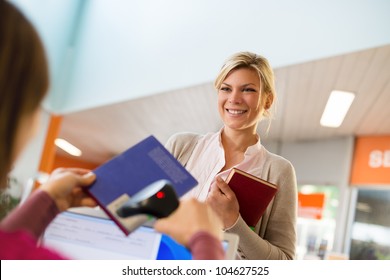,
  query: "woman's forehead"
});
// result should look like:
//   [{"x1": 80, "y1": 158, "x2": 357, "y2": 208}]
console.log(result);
[{"x1": 223, "y1": 67, "x2": 261, "y2": 86}]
